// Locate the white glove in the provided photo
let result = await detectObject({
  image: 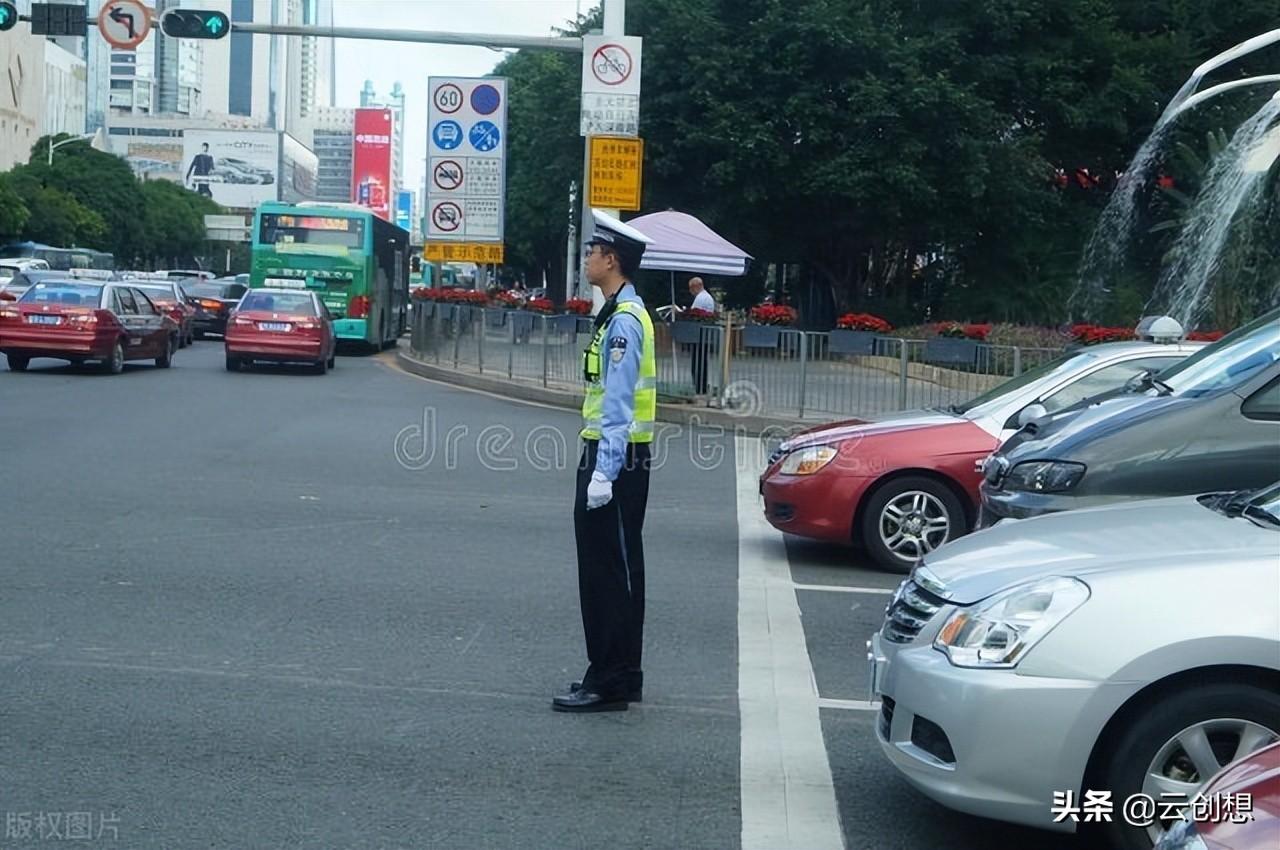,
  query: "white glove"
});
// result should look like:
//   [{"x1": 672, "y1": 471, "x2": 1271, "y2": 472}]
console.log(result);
[{"x1": 586, "y1": 471, "x2": 613, "y2": 510}]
